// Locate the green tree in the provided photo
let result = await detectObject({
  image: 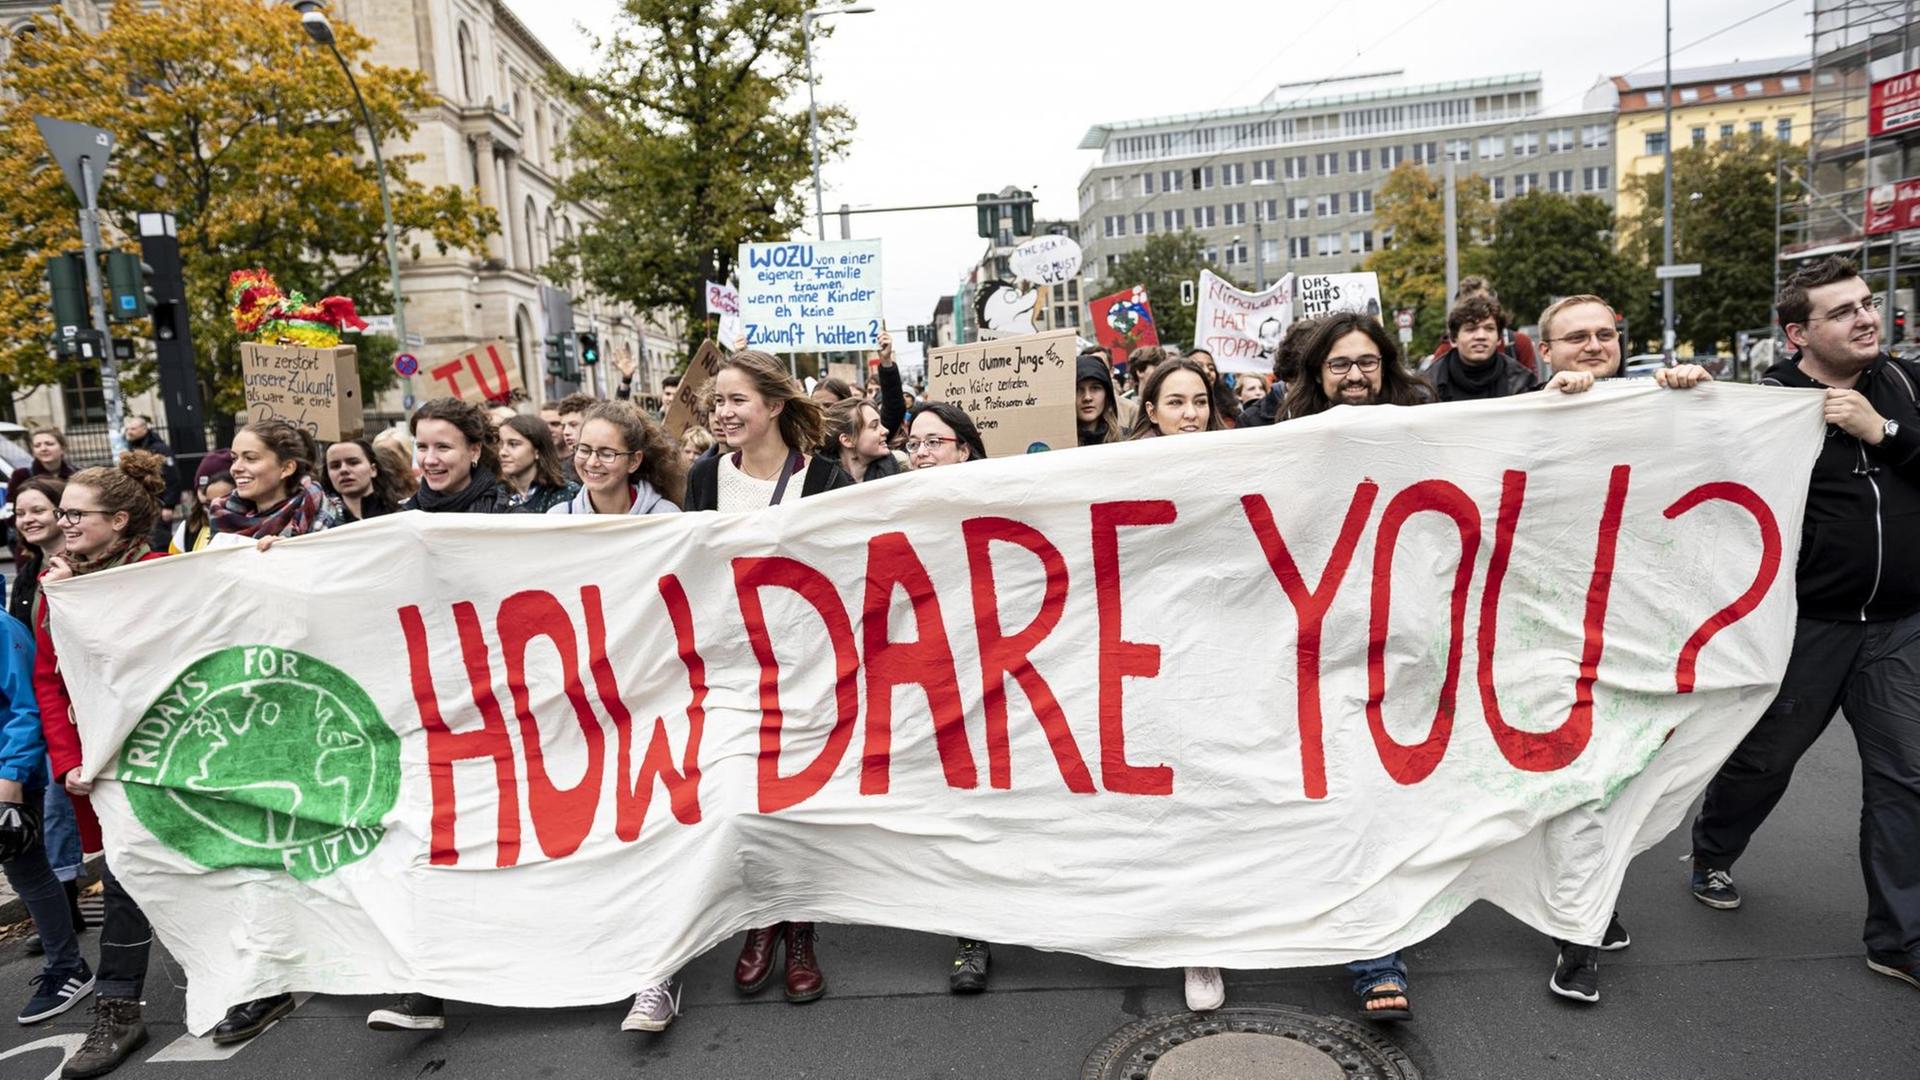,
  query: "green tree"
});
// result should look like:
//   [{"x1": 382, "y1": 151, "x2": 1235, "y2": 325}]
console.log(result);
[
  {"x1": 1487, "y1": 192, "x2": 1635, "y2": 330},
  {"x1": 0, "y1": 0, "x2": 495, "y2": 424},
  {"x1": 1104, "y1": 231, "x2": 1227, "y2": 349},
  {"x1": 551, "y1": 0, "x2": 848, "y2": 358},
  {"x1": 1621, "y1": 139, "x2": 1785, "y2": 354},
  {"x1": 1362, "y1": 162, "x2": 1494, "y2": 350}
]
